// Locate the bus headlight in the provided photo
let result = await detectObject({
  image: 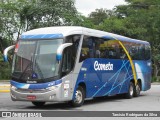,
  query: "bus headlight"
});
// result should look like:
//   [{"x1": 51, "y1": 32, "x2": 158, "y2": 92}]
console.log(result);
[
  {"x1": 46, "y1": 86, "x2": 58, "y2": 91},
  {"x1": 11, "y1": 85, "x2": 17, "y2": 90}
]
